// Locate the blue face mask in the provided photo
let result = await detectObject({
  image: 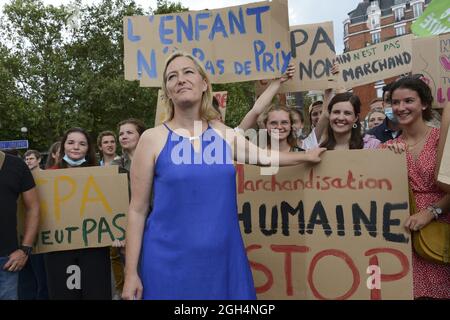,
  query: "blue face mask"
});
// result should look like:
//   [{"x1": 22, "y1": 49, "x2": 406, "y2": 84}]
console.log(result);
[
  {"x1": 384, "y1": 106, "x2": 398, "y2": 124},
  {"x1": 63, "y1": 154, "x2": 86, "y2": 167}
]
